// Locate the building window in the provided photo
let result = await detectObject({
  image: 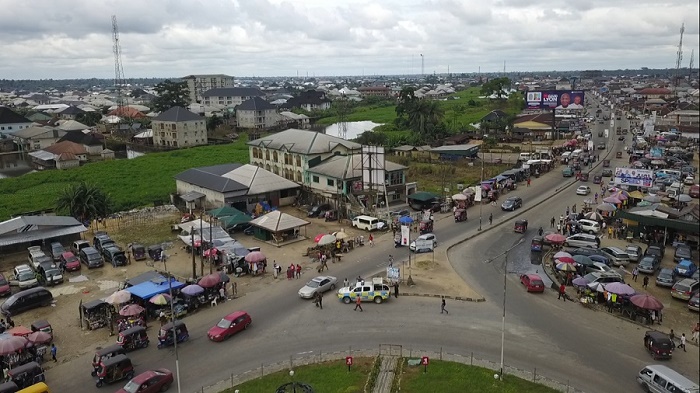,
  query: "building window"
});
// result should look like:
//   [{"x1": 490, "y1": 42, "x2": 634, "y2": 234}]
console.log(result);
[
  {"x1": 391, "y1": 194, "x2": 402, "y2": 201},
  {"x1": 387, "y1": 171, "x2": 403, "y2": 185},
  {"x1": 312, "y1": 175, "x2": 319, "y2": 183},
  {"x1": 265, "y1": 150, "x2": 270, "y2": 160},
  {"x1": 327, "y1": 179, "x2": 335, "y2": 187},
  {"x1": 273, "y1": 151, "x2": 278, "y2": 162},
  {"x1": 295, "y1": 155, "x2": 302, "y2": 166},
  {"x1": 296, "y1": 171, "x2": 302, "y2": 182}
]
